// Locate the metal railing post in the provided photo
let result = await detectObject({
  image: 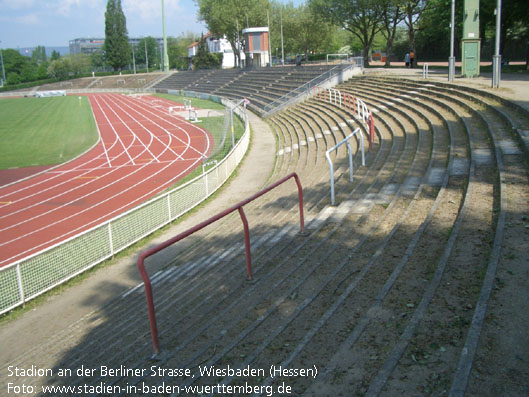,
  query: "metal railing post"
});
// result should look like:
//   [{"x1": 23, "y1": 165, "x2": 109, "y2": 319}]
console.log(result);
[
  {"x1": 137, "y1": 253, "x2": 161, "y2": 355},
  {"x1": 238, "y1": 207, "x2": 253, "y2": 281},
  {"x1": 326, "y1": 150, "x2": 336, "y2": 205},
  {"x1": 16, "y1": 264, "x2": 25, "y2": 306},
  {"x1": 137, "y1": 172, "x2": 304, "y2": 354},
  {"x1": 325, "y1": 129, "x2": 364, "y2": 206}
]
